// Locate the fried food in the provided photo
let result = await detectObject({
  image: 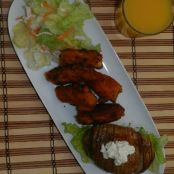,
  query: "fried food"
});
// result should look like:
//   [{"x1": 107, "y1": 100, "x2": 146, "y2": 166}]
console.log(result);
[
  {"x1": 45, "y1": 66, "x2": 122, "y2": 102},
  {"x1": 76, "y1": 103, "x2": 124, "y2": 124},
  {"x1": 55, "y1": 84, "x2": 97, "y2": 111},
  {"x1": 89, "y1": 74, "x2": 122, "y2": 103},
  {"x1": 83, "y1": 124, "x2": 155, "y2": 174},
  {"x1": 45, "y1": 66, "x2": 96, "y2": 84},
  {"x1": 59, "y1": 49, "x2": 103, "y2": 69}
]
